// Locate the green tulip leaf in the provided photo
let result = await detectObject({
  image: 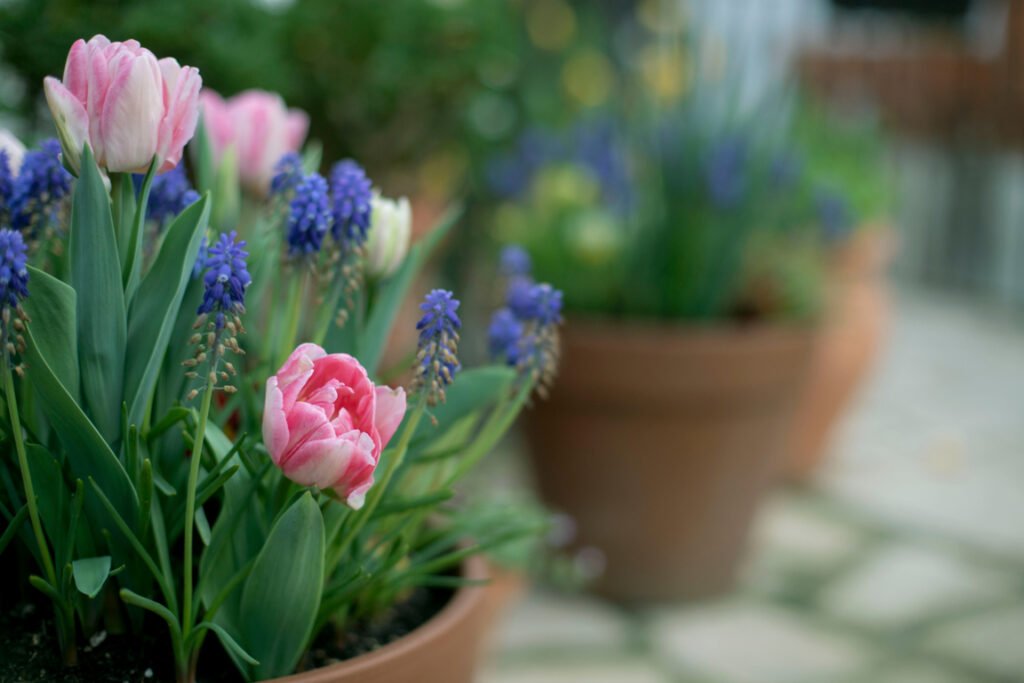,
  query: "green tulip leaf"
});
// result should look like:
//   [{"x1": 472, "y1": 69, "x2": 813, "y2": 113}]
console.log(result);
[
  {"x1": 70, "y1": 145, "x2": 126, "y2": 445},
  {"x1": 124, "y1": 194, "x2": 209, "y2": 429},
  {"x1": 21, "y1": 266, "x2": 79, "y2": 400},
  {"x1": 72, "y1": 555, "x2": 112, "y2": 598},
  {"x1": 236, "y1": 492, "x2": 324, "y2": 680},
  {"x1": 411, "y1": 365, "x2": 515, "y2": 444}
]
